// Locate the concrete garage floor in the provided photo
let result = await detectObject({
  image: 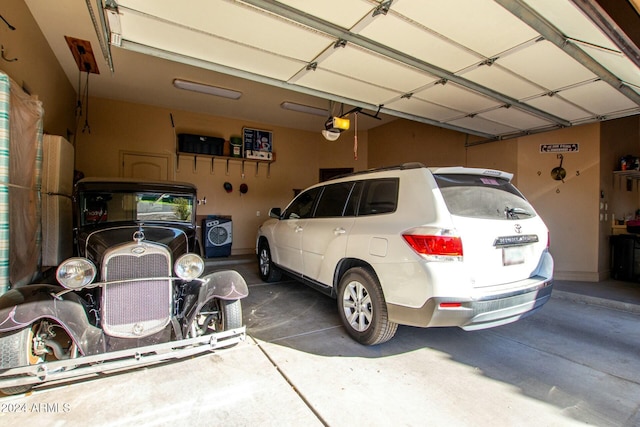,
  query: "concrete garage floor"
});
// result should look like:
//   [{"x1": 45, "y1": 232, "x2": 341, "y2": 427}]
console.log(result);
[{"x1": 1, "y1": 256, "x2": 639, "y2": 426}]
